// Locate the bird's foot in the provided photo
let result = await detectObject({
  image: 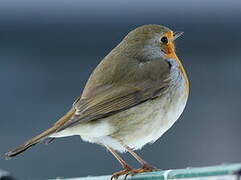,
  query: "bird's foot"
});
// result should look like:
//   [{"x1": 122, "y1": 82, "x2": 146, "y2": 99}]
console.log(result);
[
  {"x1": 110, "y1": 166, "x2": 133, "y2": 180},
  {"x1": 124, "y1": 164, "x2": 159, "y2": 179},
  {"x1": 110, "y1": 164, "x2": 159, "y2": 180}
]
